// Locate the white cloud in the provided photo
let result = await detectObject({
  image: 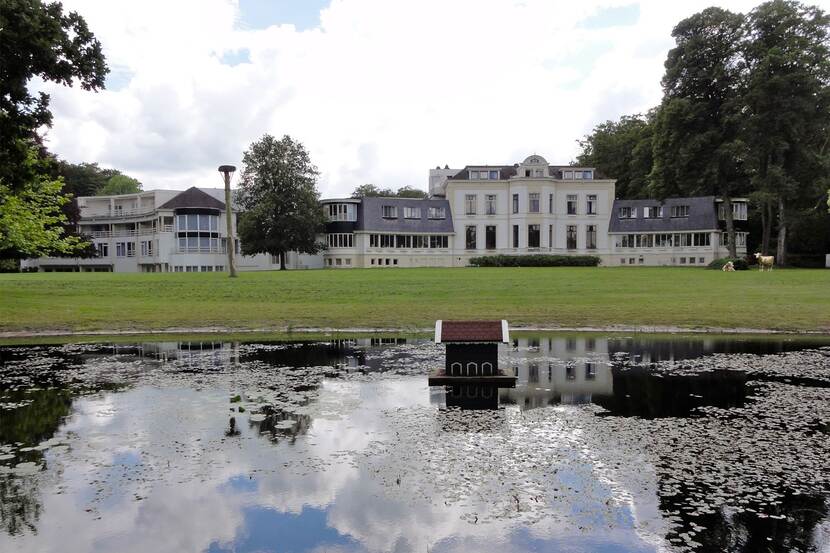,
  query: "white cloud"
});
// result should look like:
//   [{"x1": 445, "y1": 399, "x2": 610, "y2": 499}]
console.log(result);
[{"x1": 41, "y1": 0, "x2": 830, "y2": 197}]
